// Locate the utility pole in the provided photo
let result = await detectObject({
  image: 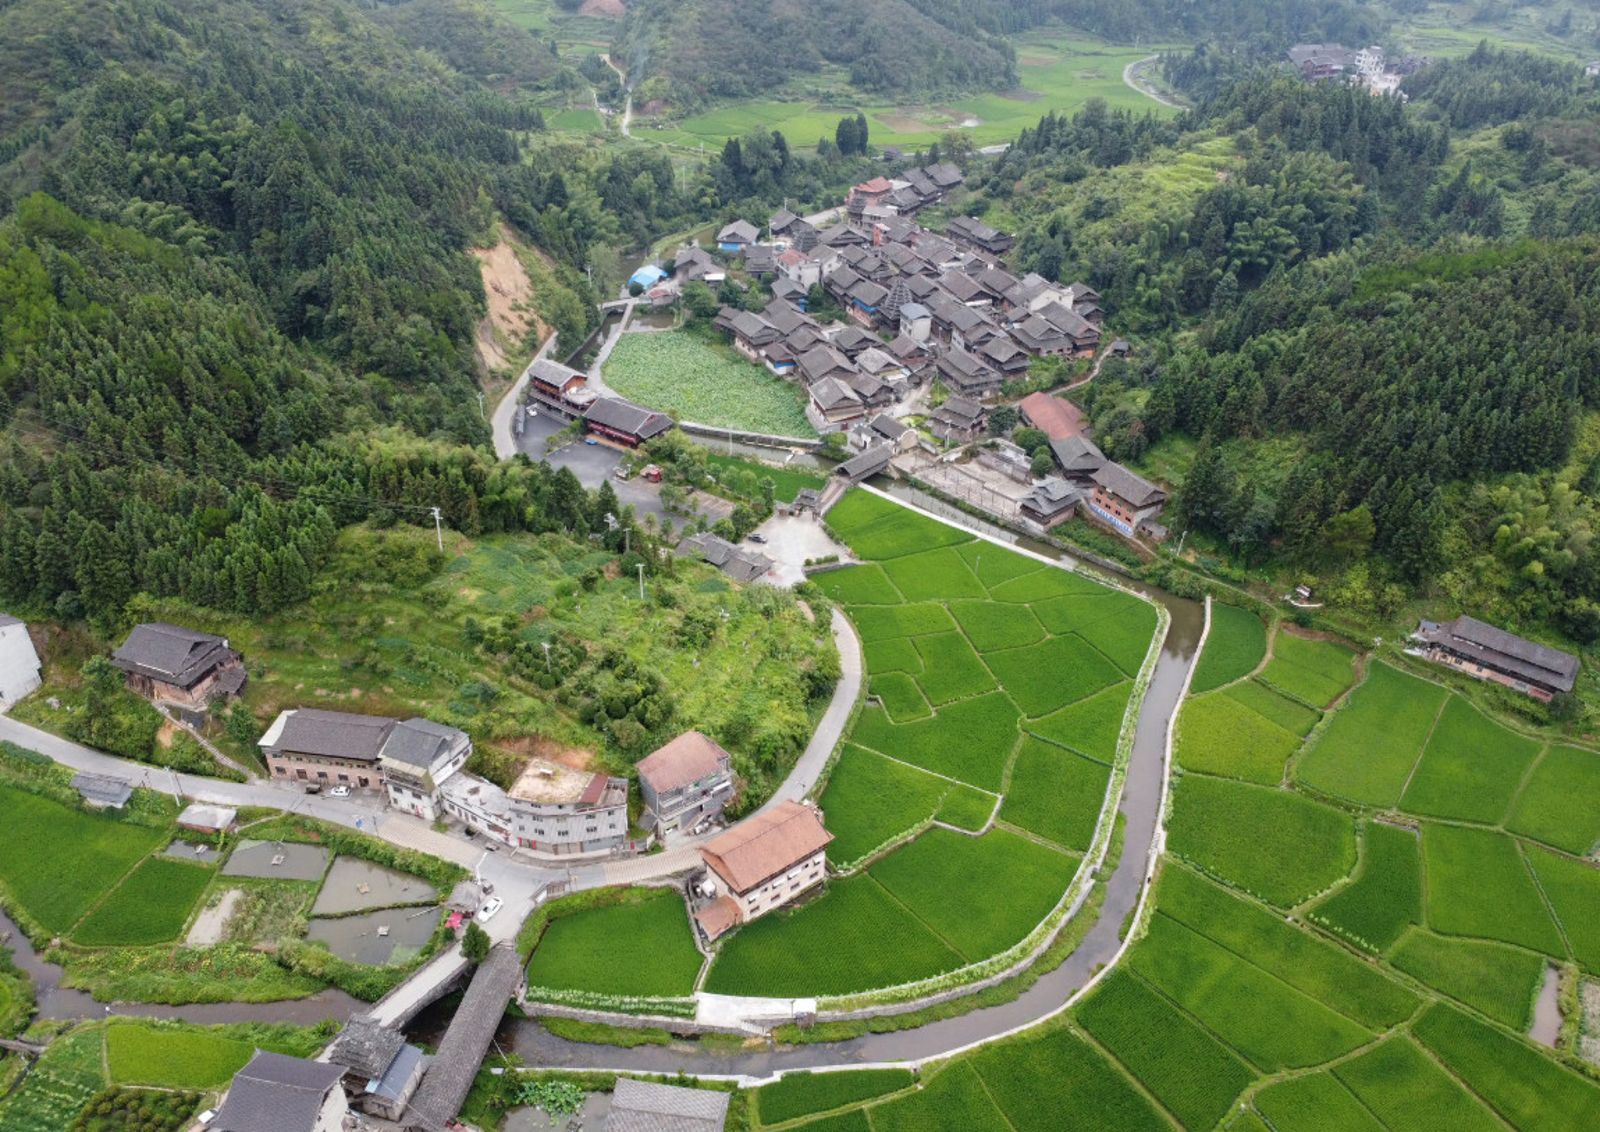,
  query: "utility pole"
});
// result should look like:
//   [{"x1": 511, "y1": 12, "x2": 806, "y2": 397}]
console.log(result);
[
  {"x1": 638, "y1": 562, "x2": 646, "y2": 601},
  {"x1": 430, "y1": 507, "x2": 444, "y2": 552},
  {"x1": 542, "y1": 641, "x2": 552, "y2": 673}
]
